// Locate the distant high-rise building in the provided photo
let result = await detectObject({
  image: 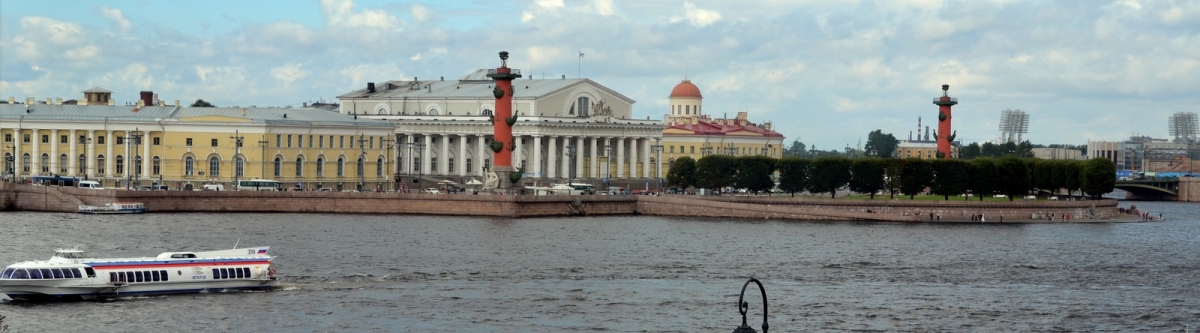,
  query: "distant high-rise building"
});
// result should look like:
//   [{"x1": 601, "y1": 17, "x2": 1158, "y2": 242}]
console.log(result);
[{"x1": 1168, "y1": 112, "x2": 1198, "y2": 143}]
